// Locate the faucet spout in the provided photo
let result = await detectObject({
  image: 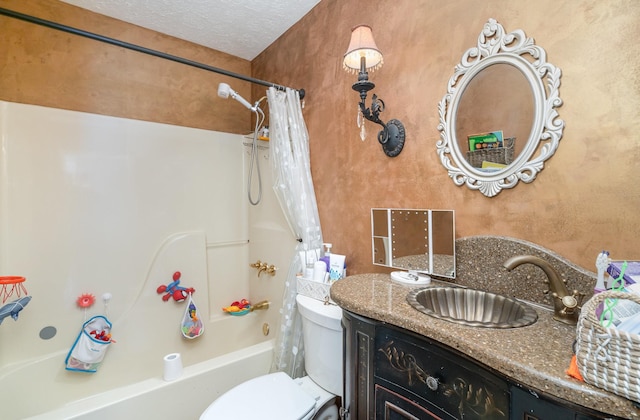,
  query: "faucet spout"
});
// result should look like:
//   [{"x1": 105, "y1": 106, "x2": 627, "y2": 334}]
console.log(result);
[{"x1": 503, "y1": 255, "x2": 584, "y2": 325}]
